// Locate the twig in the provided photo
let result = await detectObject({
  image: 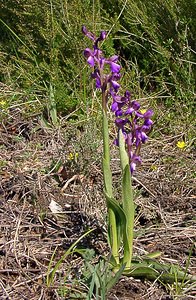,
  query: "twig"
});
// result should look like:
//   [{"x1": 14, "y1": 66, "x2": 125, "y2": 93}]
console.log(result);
[{"x1": 132, "y1": 176, "x2": 156, "y2": 197}]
